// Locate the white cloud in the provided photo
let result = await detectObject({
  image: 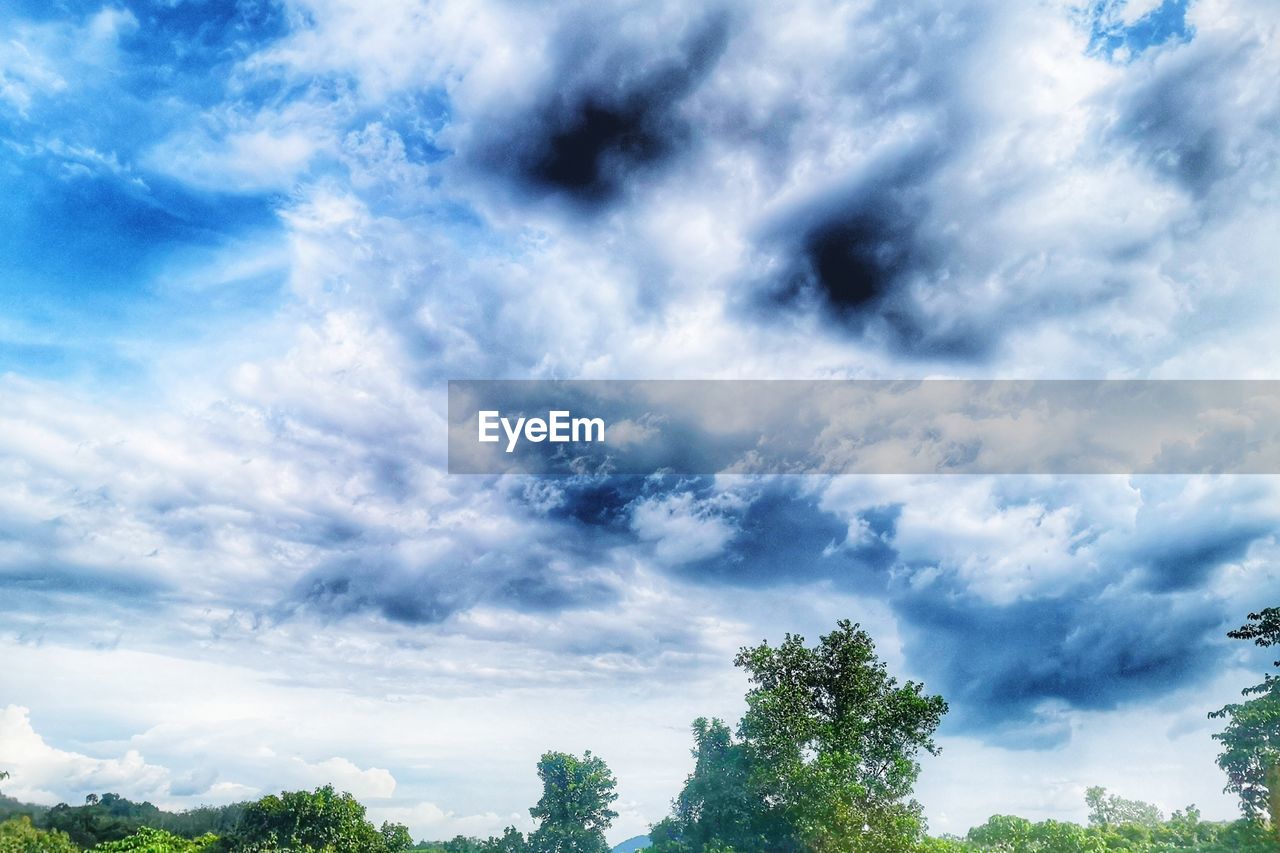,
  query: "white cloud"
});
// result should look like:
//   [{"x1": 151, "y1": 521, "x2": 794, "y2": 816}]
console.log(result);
[
  {"x1": 369, "y1": 801, "x2": 527, "y2": 842},
  {"x1": 146, "y1": 127, "x2": 320, "y2": 193},
  {"x1": 631, "y1": 491, "x2": 737, "y2": 565},
  {"x1": 2, "y1": 0, "x2": 1280, "y2": 842},
  {"x1": 0, "y1": 705, "x2": 173, "y2": 804}
]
